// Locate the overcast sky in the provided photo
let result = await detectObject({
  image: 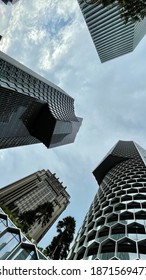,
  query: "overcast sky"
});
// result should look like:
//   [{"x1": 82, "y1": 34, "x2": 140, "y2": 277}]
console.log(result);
[{"x1": 1, "y1": 0, "x2": 146, "y2": 249}]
